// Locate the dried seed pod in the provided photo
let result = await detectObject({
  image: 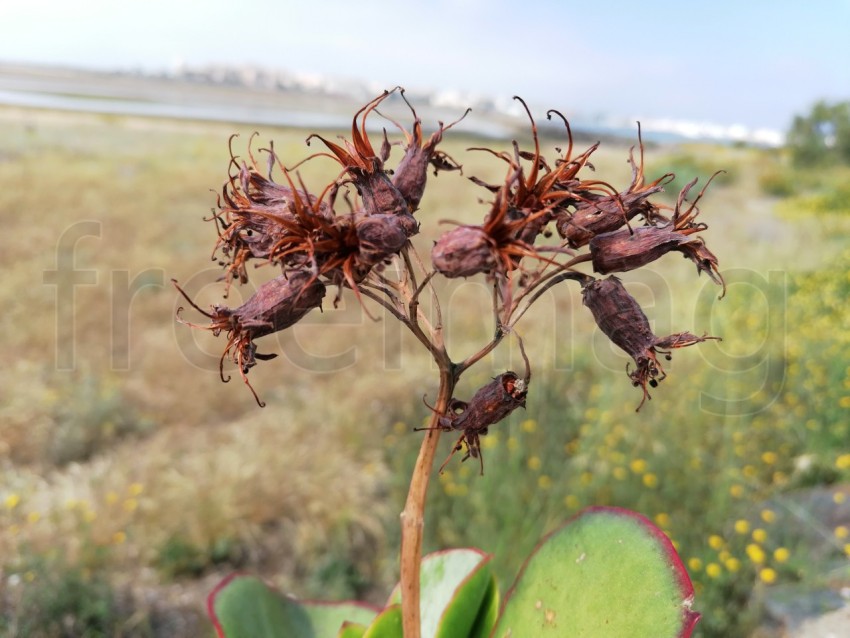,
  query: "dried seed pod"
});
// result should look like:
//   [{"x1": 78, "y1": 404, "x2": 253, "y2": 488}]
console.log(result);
[
  {"x1": 252, "y1": 168, "x2": 407, "y2": 312},
  {"x1": 588, "y1": 173, "x2": 725, "y2": 294},
  {"x1": 467, "y1": 98, "x2": 600, "y2": 248},
  {"x1": 431, "y1": 185, "x2": 552, "y2": 279},
  {"x1": 305, "y1": 90, "x2": 416, "y2": 233},
  {"x1": 211, "y1": 136, "x2": 334, "y2": 289},
  {"x1": 354, "y1": 213, "x2": 409, "y2": 268},
  {"x1": 431, "y1": 225, "x2": 498, "y2": 278},
  {"x1": 173, "y1": 270, "x2": 326, "y2": 407},
  {"x1": 557, "y1": 125, "x2": 673, "y2": 248},
  {"x1": 581, "y1": 276, "x2": 719, "y2": 410},
  {"x1": 419, "y1": 339, "x2": 531, "y2": 475},
  {"x1": 588, "y1": 228, "x2": 723, "y2": 289},
  {"x1": 385, "y1": 89, "x2": 467, "y2": 211}
]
